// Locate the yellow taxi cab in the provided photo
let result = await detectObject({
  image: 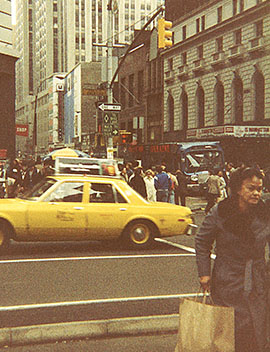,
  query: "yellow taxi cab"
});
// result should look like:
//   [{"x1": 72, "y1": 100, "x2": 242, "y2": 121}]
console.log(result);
[{"x1": 0, "y1": 175, "x2": 196, "y2": 249}]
